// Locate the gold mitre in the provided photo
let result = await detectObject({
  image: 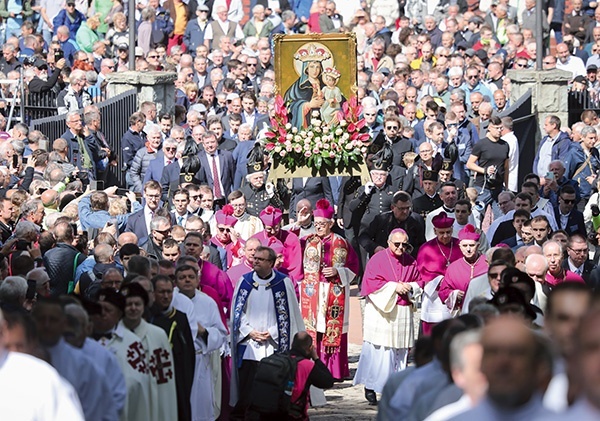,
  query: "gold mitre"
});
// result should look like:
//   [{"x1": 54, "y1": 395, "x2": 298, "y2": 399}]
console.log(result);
[{"x1": 294, "y1": 44, "x2": 331, "y2": 62}]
